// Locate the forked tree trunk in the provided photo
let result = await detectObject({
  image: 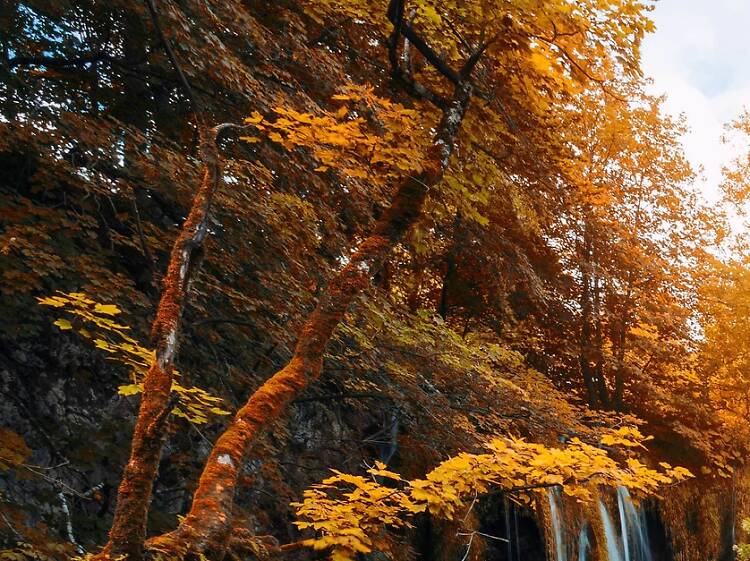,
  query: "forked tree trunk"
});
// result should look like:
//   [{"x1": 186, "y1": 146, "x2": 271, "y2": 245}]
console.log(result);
[
  {"x1": 104, "y1": 125, "x2": 225, "y2": 561},
  {"x1": 148, "y1": 81, "x2": 473, "y2": 559}
]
